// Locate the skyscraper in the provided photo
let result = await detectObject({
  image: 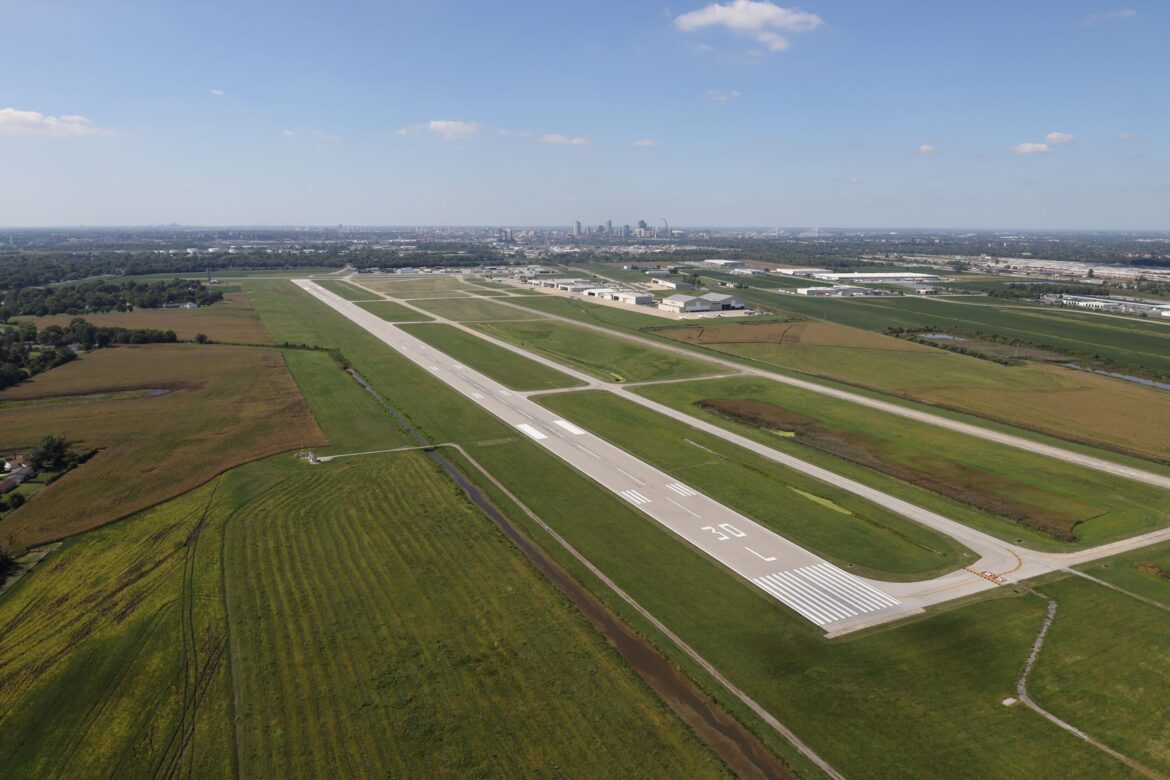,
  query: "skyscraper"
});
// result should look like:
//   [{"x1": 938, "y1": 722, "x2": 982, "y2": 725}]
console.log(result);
[{"x1": 573, "y1": 220, "x2": 582, "y2": 237}]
